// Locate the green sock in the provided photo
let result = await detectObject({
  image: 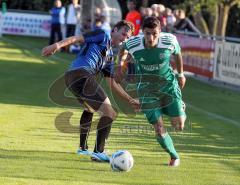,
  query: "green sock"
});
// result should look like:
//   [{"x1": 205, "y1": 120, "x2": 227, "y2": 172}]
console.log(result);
[{"x1": 156, "y1": 133, "x2": 179, "y2": 159}]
